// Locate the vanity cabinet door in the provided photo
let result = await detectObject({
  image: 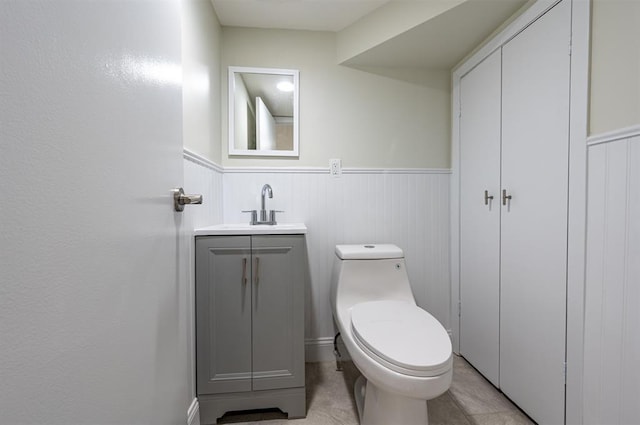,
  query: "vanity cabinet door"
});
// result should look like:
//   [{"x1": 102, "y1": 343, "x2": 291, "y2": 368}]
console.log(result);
[
  {"x1": 251, "y1": 235, "x2": 305, "y2": 391},
  {"x1": 196, "y1": 236, "x2": 252, "y2": 395}
]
